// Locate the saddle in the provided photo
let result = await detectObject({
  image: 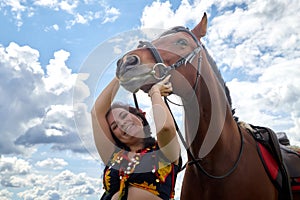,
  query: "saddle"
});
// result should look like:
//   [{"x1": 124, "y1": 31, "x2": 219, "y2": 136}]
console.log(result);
[
  {"x1": 277, "y1": 132, "x2": 300, "y2": 192},
  {"x1": 242, "y1": 123, "x2": 300, "y2": 200}
]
